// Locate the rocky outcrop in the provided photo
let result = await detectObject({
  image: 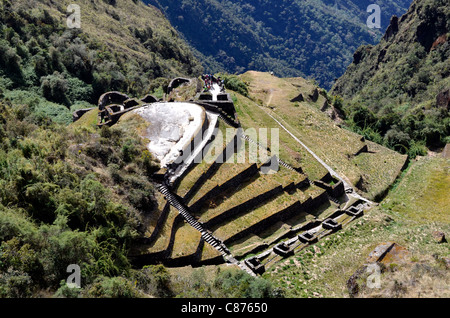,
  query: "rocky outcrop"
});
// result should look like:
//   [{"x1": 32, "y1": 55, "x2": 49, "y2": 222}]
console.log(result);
[
  {"x1": 436, "y1": 89, "x2": 450, "y2": 110},
  {"x1": 432, "y1": 231, "x2": 447, "y2": 244},
  {"x1": 308, "y1": 88, "x2": 319, "y2": 102},
  {"x1": 443, "y1": 144, "x2": 450, "y2": 159},
  {"x1": 347, "y1": 242, "x2": 410, "y2": 298},
  {"x1": 383, "y1": 15, "x2": 399, "y2": 41},
  {"x1": 431, "y1": 34, "x2": 448, "y2": 51}
]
